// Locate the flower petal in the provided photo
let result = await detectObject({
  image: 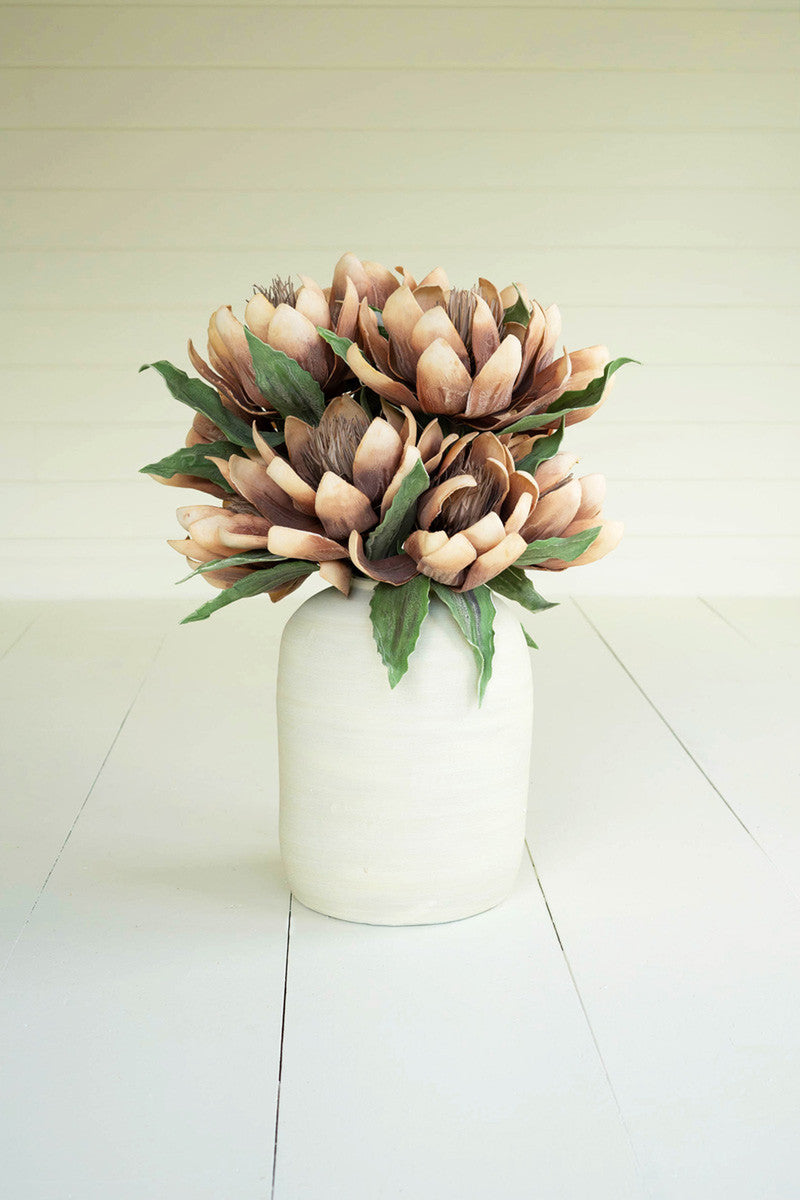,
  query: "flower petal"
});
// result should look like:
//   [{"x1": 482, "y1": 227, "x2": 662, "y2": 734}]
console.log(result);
[
  {"x1": 228, "y1": 455, "x2": 323, "y2": 531},
  {"x1": 267, "y1": 303, "x2": 332, "y2": 385},
  {"x1": 460, "y1": 532, "x2": 527, "y2": 590},
  {"x1": 534, "y1": 451, "x2": 579, "y2": 495},
  {"x1": 244, "y1": 292, "x2": 275, "y2": 341},
  {"x1": 346, "y1": 343, "x2": 419, "y2": 410},
  {"x1": 295, "y1": 275, "x2": 332, "y2": 329},
  {"x1": 575, "y1": 473, "x2": 606, "y2": 520},
  {"x1": 266, "y1": 456, "x2": 318, "y2": 516},
  {"x1": 352, "y1": 418, "x2": 404, "y2": 503},
  {"x1": 471, "y1": 295, "x2": 501, "y2": 372},
  {"x1": 416, "y1": 532, "x2": 477, "y2": 586},
  {"x1": 381, "y1": 445, "x2": 424, "y2": 517},
  {"x1": 267, "y1": 526, "x2": 348, "y2": 561},
  {"x1": 417, "y1": 475, "x2": 476, "y2": 530},
  {"x1": 357, "y1": 298, "x2": 391, "y2": 374},
  {"x1": 315, "y1": 471, "x2": 376, "y2": 539},
  {"x1": 382, "y1": 285, "x2": 425, "y2": 379},
  {"x1": 461, "y1": 511, "x2": 506, "y2": 554},
  {"x1": 347, "y1": 531, "x2": 418, "y2": 585},
  {"x1": 362, "y1": 260, "x2": 400, "y2": 308},
  {"x1": 416, "y1": 339, "x2": 472, "y2": 415},
  {"x1": 335, "y1": 275, "x2": 360, "y2": 341},
  {"x1": 404, "y1": 529, "x2": 449, "y2": 561},
  {"x1": 465, "y1": 335, "x2": 523, "y2": 418},
  {"x1": 521, "y1": 478, "x2": 582, "y2": 539},
  {"x1": 410, "y1": 306, "x2": 469, "y2": 369},
  {"x1": 319, "y1": 559, "x2": 352, "y2": 595}
]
